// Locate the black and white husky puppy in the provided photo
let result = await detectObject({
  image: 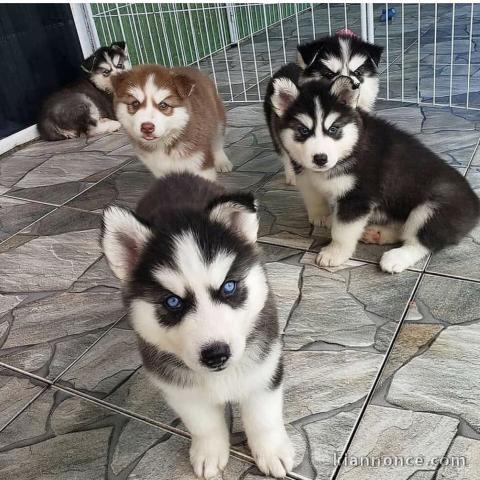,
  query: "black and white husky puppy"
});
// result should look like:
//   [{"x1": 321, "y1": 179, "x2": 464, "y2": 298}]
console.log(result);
[
  {"x1": 297, "y1": 33, "x2": 383, "y2": 111},
  {"x1": 38, "y1": 42, "x2": 130, "y2": 141},
  {"x1": 265, "y1": 75, "x2": 480, "y2": 273},
  {"x1": 272, "y1": 34, "x2": 383, "y2": 185},
  {"x1": 101, "y1": 173, "x2": 294, "y2": 479}
]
